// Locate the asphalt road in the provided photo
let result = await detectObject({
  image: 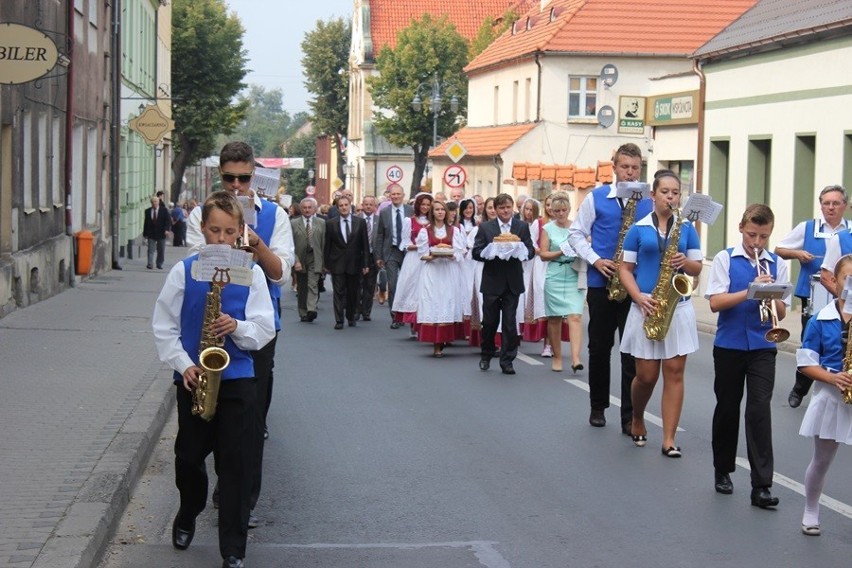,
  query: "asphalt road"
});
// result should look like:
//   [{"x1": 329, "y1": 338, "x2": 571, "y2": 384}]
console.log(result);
[{"x1": 100, "y1": 291, "x2": 852, "y2": 568}]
